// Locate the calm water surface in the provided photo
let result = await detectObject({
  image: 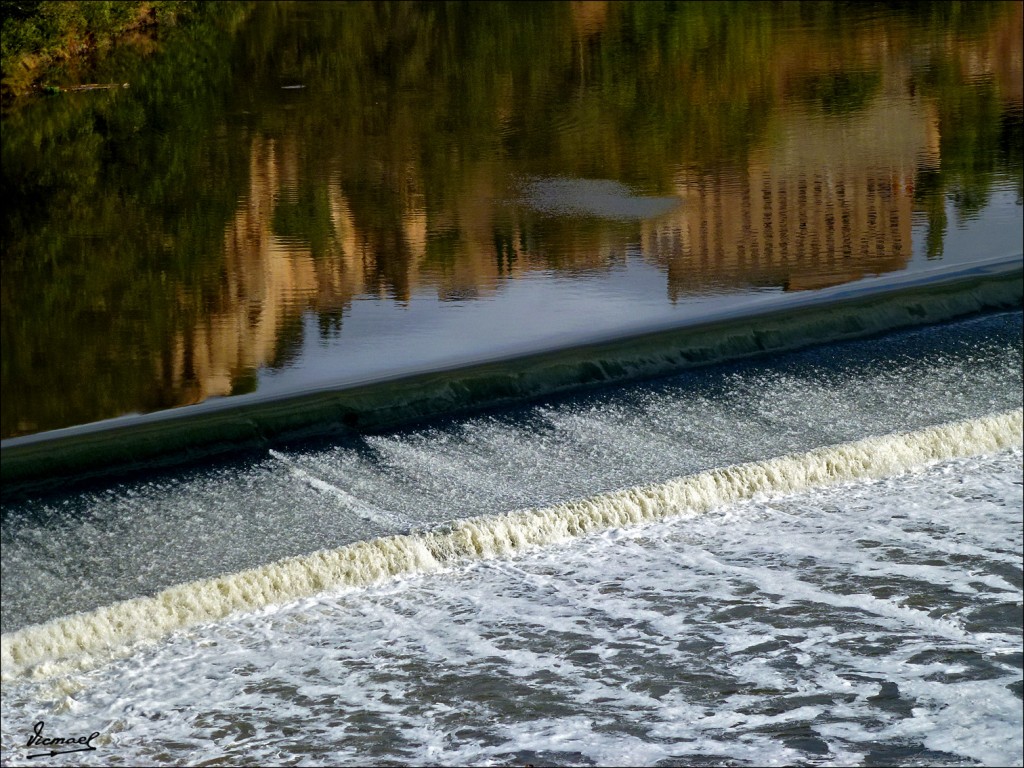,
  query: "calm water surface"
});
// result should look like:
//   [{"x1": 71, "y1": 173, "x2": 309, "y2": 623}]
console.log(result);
[{"x1": 1, "y1": 1, "x2": 1021, "y2": 438}]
